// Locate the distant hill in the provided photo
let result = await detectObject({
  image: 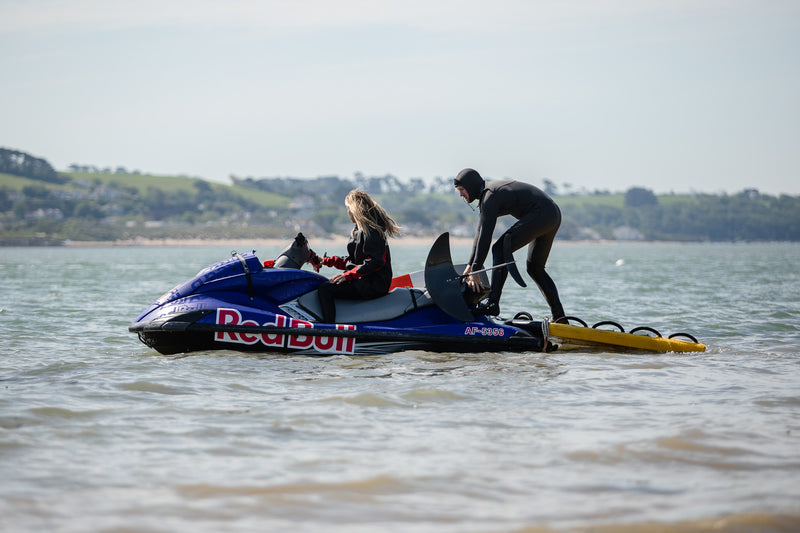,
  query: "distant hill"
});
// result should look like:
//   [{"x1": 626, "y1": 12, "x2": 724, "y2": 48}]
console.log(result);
[
  {"x1": 0, "y1": 147, "x2": 69, "y2": 184},
  {"x1": 1, "y1": 148, "x2": 798, "y2": 244}
]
